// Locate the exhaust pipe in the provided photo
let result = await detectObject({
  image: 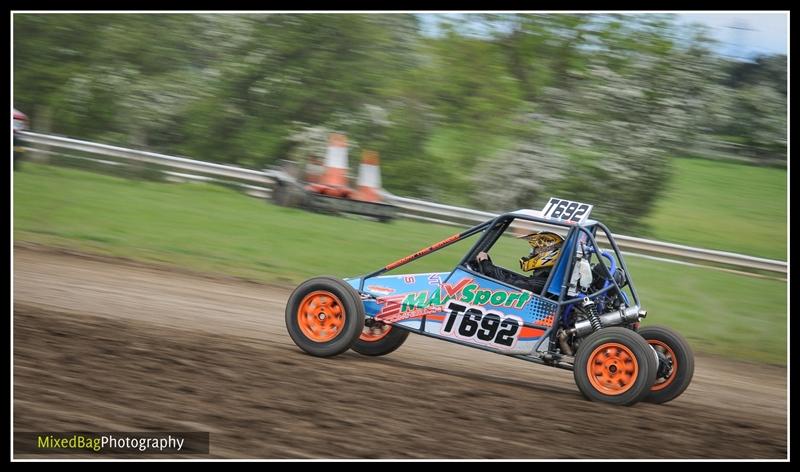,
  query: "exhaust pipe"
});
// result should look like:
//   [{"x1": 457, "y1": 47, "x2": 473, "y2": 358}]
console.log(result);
[
  {"x1": 567, "y1": 306, "x2": 642, "y2": 337},
  {"x1": 557, "y1": 329, "x2": 574, "y2": 356}
]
